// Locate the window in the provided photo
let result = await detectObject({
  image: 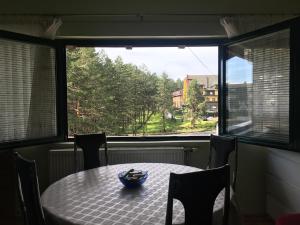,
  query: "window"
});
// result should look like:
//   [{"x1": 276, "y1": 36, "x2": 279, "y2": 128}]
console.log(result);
[
  {"x1": 0, "y1": 37, "x2": 58, "y2": 146},
  {"x1": 224, "y1": 29, "x2": 290, "y2": 145},
  {"x1": 66, "y1": 46, "x2": 218, "y2": 137}
]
